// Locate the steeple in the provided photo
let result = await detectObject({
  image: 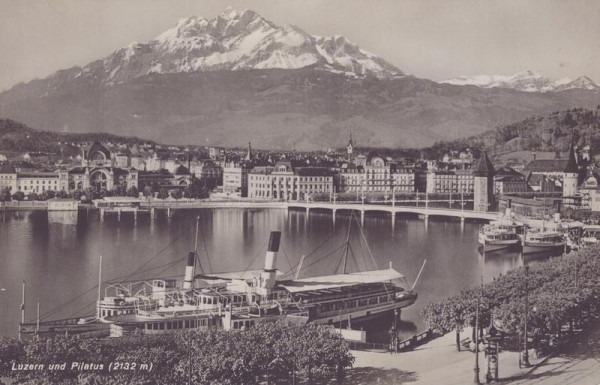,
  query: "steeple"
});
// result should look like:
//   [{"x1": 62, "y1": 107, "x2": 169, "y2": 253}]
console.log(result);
[
  {"x1": 473, "y1": 151, "x2": 495, "y2": 177},
  {"x1": 564, "y1": 144, "x2": 578, "y2": 173},
  {"x1": 245, "y1": 142, "x2": 253, "y2": 161},
  {"x1": 347, "y1": 133, "x2": 354, "y2": 155}
]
